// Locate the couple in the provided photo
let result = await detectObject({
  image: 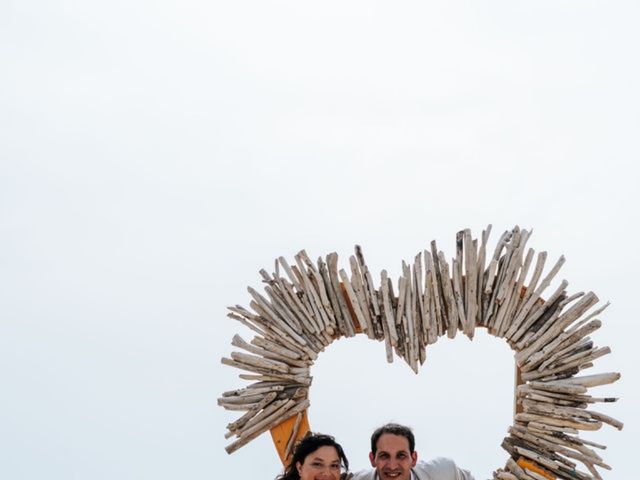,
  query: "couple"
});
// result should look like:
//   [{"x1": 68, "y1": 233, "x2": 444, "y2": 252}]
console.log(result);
[{"x1": 277, "y1": 423, "x2": 475, "y2": 480}]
